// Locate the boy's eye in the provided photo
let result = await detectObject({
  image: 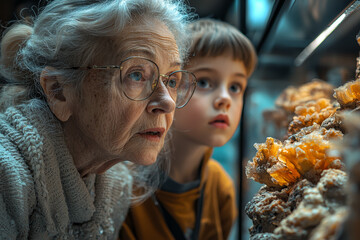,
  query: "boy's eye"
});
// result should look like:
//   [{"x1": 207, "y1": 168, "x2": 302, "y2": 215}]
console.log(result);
[
  {"x1": 197, "y1": 78, "x2": 211, "y2": 88},
  {"x1": 230, "y1": 83, "x2": 242, "y2": 93}
]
